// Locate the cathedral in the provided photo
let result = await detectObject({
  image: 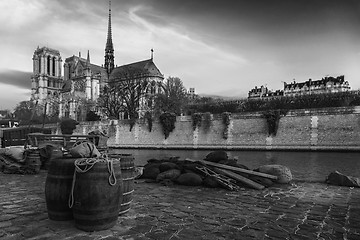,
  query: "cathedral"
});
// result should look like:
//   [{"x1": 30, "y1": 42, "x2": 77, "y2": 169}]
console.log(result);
[{"x1": 31, "y1": 1, "x2": 164, "y2": 121}]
